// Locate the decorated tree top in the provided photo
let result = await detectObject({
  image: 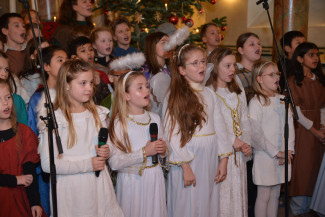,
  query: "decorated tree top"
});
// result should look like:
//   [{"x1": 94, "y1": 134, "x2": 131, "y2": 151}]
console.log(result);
[{"x1": 94, "y1": 0, "x2": 227, "y2": 49}]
